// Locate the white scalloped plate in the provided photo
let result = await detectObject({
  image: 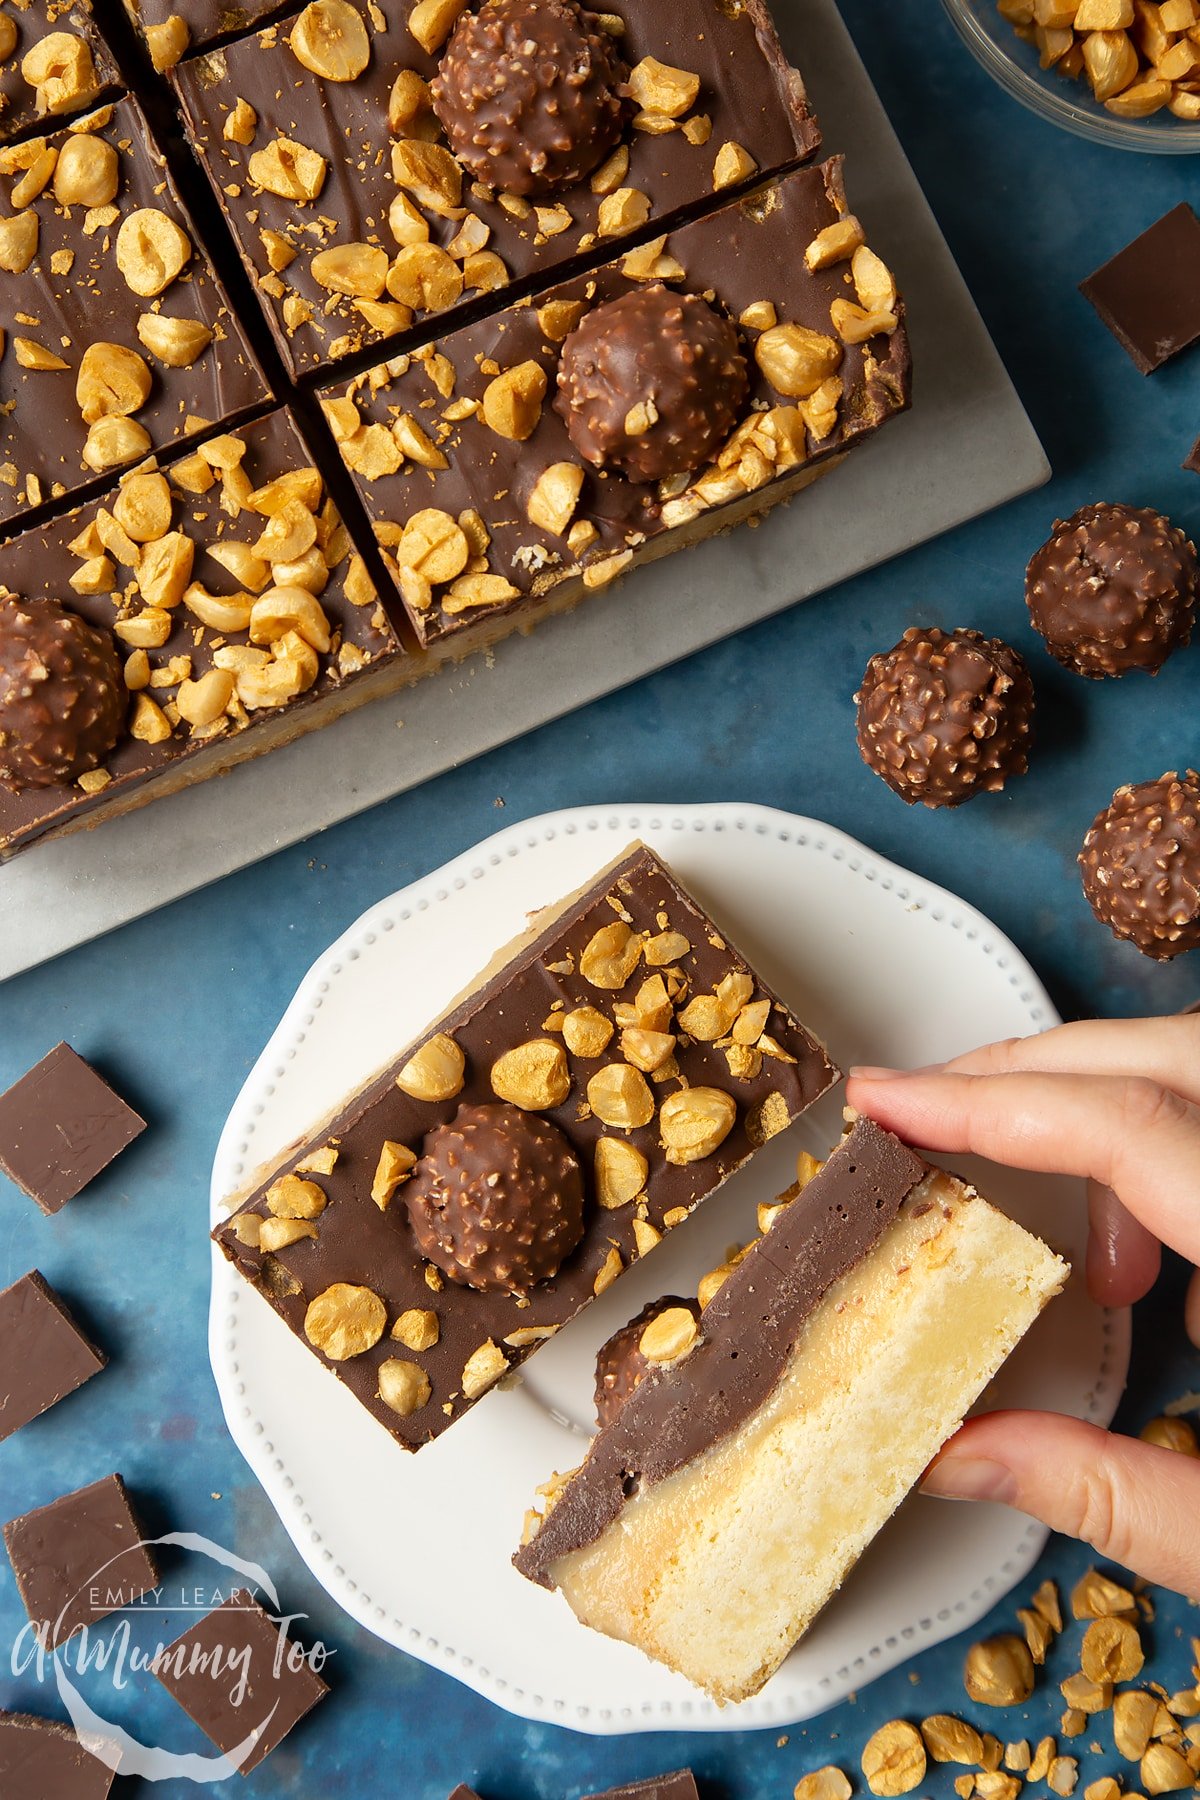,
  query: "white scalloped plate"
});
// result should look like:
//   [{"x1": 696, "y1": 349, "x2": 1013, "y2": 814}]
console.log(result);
[{"x1": 209, "y1": 803, "x2": 1130, "y2": 1735}]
